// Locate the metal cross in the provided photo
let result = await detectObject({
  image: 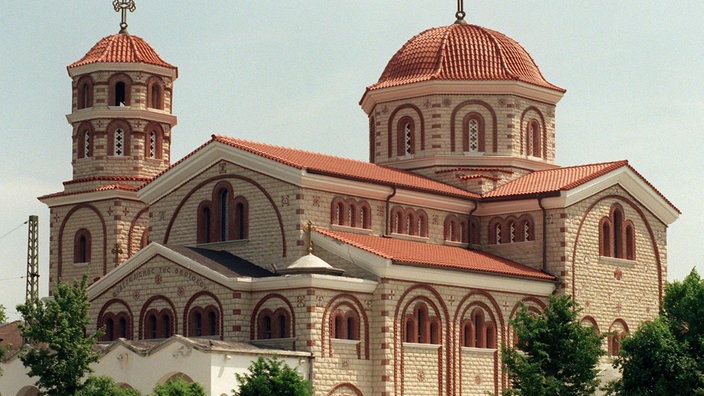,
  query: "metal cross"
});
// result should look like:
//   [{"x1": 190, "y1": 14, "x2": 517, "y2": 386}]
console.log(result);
[
  {"x1": 113, "y1": 0, "x2": 137, "y2": 32},
  {"x1": 111, "y1": 242, "x2": 124, "y2": 266}
]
